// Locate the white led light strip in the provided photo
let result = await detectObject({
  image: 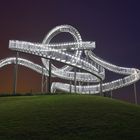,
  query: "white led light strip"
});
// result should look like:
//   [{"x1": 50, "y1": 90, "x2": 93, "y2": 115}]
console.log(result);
[{"x1": 0, "y1": 25, "x2": 139, "y2": 94}]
